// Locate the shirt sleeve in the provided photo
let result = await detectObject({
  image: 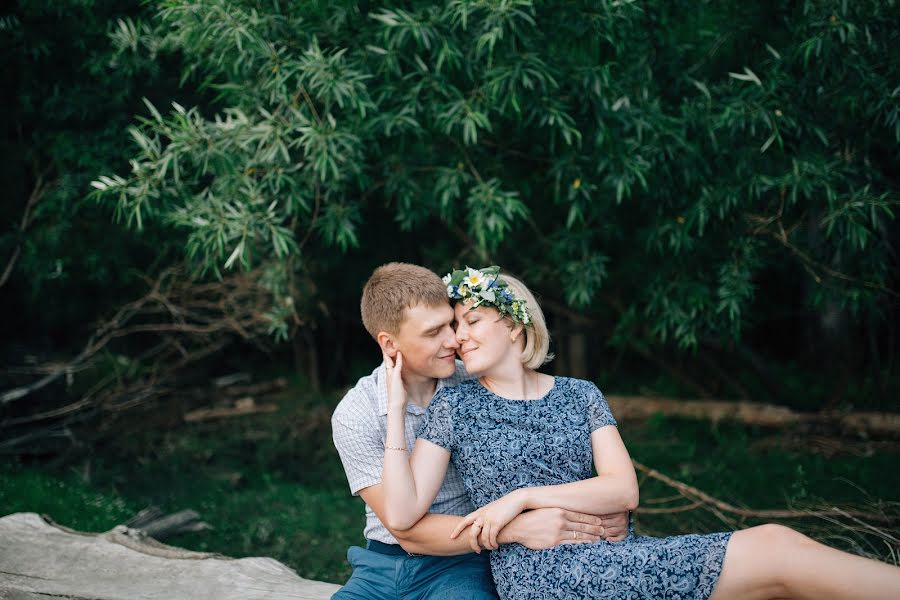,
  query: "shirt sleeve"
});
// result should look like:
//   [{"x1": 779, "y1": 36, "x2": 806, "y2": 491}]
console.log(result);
[
  {"x1": 586, "y1": 381, "x2": 617, "y2": 432},
  {"x1": 331, "y1": 393, "x2": 385, "y2": 496},
  {"x1": 417, "y1": 387, "x2": 455, "y2": 451}
]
